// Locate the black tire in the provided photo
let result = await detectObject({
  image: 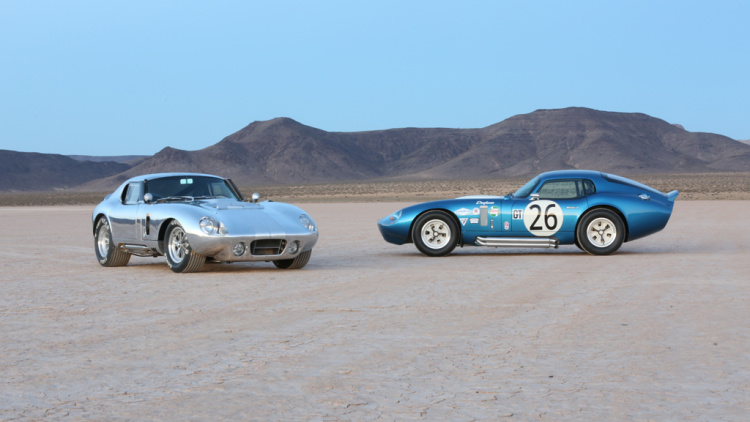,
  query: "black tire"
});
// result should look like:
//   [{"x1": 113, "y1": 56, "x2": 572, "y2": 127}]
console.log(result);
[
  {"x1": 274, "y1": 249, "x2": 312, "y2": 269},
  {"x1": 94, "y1": 218, "x2": 131, "y2": 267},
  {"x1": 164, "y1": 221, "x2": 205, "y2": 273},
  {"x1": 576, "y1": 209, "x2": 625, "y2": 256},
  {"x1": 573, "y1": 237, "x2": 583, "y2": 251},
  {"x1": 411, "y1": 211, "x2": 459, "y2": 257}
]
